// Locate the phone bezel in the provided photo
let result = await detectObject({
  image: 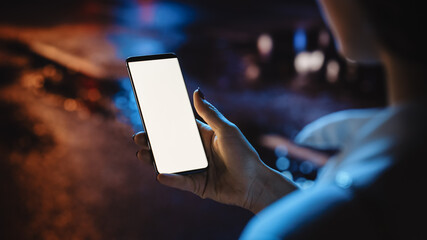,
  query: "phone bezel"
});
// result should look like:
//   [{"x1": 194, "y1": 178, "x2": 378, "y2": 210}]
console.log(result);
[{"x1": 126, "y1": 53, "x2": 209, "y2": 175}]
